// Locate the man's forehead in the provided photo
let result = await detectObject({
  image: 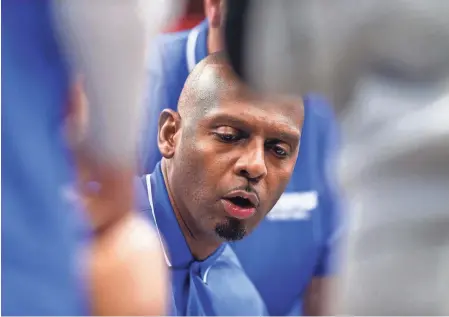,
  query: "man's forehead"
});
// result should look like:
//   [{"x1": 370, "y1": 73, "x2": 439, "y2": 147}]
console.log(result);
[
  {"x1": 204, "y1": 97, "x2": 303, "y2": 133},
  {"x1": 228, "y1": 92, "x2": 303, "y2": 120},
  {"x1": 185, "y1": 59, "x2": 303, "y2": 129}
]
